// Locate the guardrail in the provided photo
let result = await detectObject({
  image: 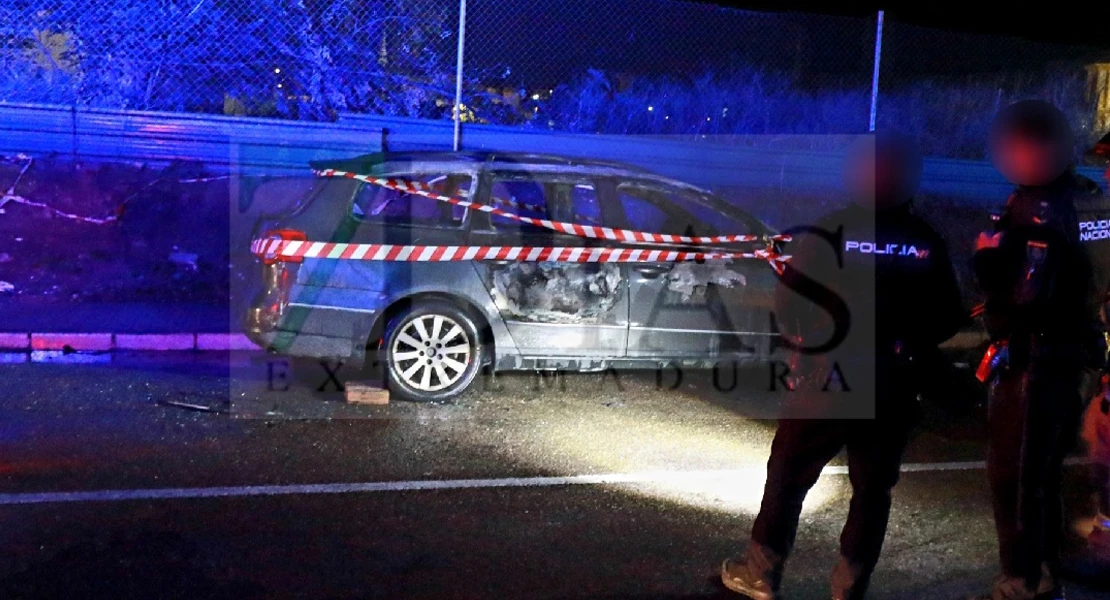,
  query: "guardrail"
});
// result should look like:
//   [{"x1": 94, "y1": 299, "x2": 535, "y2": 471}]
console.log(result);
[{"x1": 0, "y1": 102, "x2": 1103, "y2": 205}]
